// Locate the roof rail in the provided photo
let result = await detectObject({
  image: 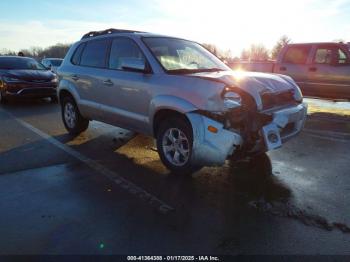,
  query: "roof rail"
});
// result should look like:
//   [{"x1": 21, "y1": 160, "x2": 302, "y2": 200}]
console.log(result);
[{"x1": 81, "y1": 28, "x2": 145, "y2": 40}]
